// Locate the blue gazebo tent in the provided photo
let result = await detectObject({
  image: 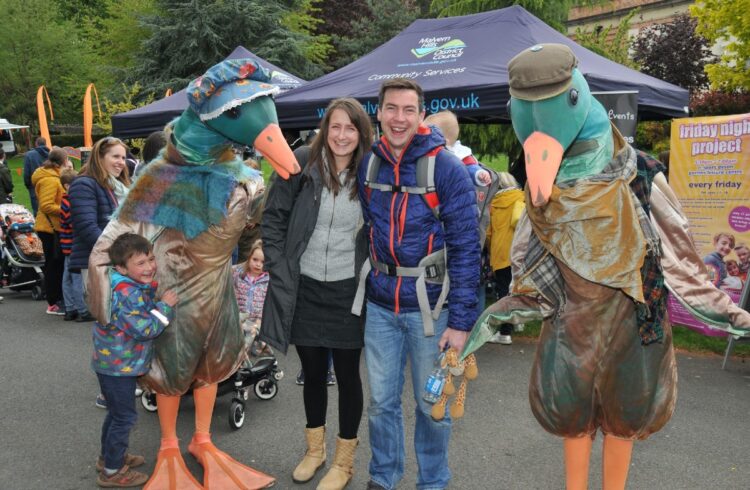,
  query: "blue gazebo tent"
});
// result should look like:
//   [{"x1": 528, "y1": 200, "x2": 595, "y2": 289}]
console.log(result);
[{"x1": 275, "y1": 6, "x2": 688, "y2": 129}]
